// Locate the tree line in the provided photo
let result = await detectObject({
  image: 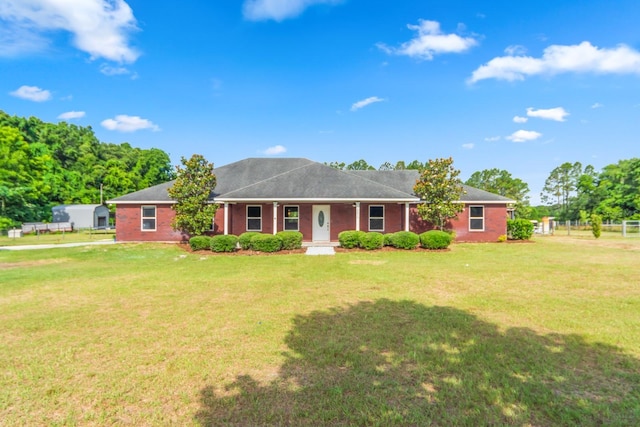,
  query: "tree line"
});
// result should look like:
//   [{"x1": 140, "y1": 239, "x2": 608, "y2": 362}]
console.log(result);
[
  {"x1": 0, "y1": 111, "x2": 174, "y2": 228},
  {"x1": 329, "y1": 158, "x2": 640, "y2": 221}
]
